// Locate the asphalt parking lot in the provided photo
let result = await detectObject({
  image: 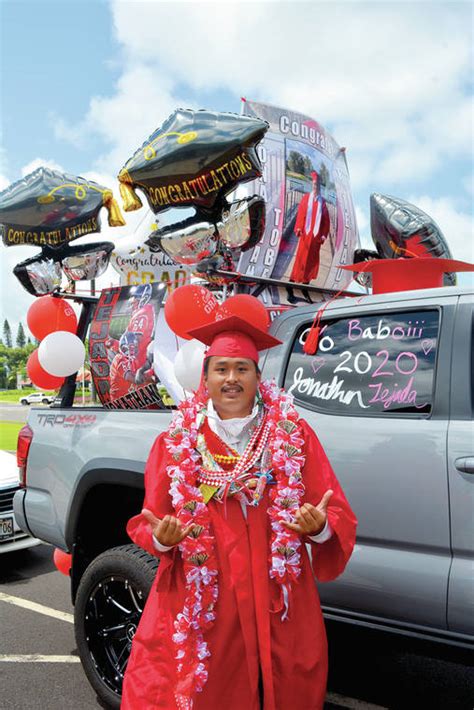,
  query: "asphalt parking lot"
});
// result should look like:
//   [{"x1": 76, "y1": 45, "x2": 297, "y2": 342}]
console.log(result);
[{"x1": 0, "y1": 544, "x2": 473, "y2": 709}]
